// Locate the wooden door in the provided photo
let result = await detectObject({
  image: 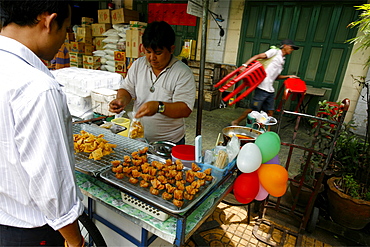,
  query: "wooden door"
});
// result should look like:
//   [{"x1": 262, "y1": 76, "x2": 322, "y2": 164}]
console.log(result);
[{"x1": 238, "y1": 1, "x2": 363, "y2": 107}]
